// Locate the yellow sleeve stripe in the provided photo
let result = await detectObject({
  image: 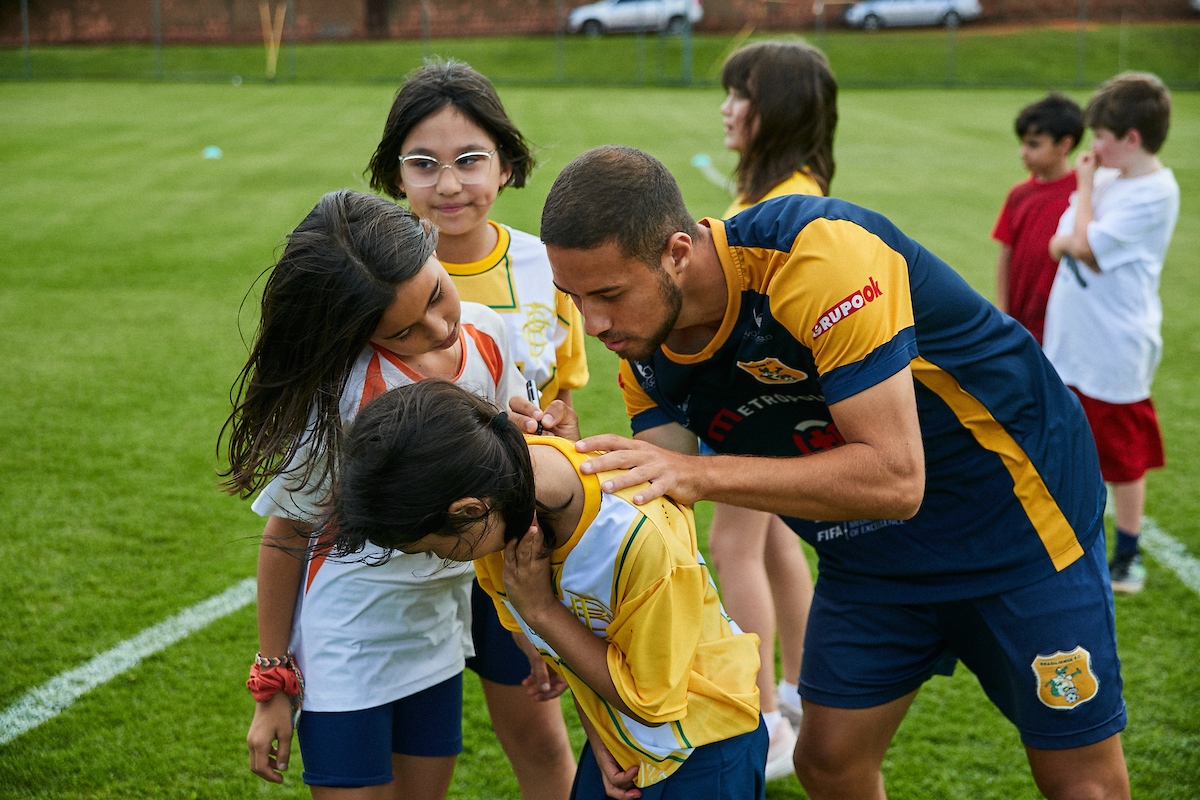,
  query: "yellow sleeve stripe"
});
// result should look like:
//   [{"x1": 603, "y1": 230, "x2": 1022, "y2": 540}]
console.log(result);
[{"x1": 912, "y1": 357, "x2": 1084, "y2": 570}]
